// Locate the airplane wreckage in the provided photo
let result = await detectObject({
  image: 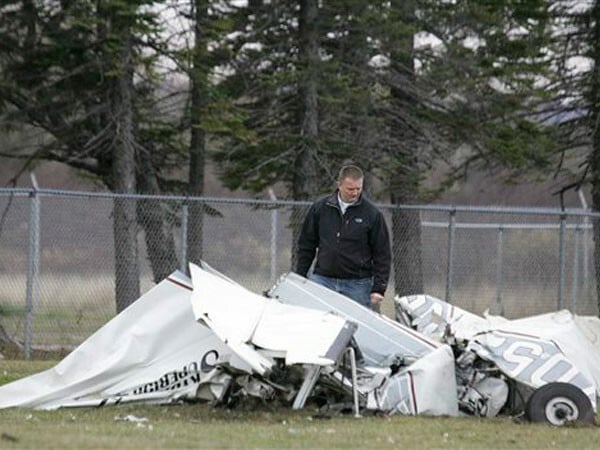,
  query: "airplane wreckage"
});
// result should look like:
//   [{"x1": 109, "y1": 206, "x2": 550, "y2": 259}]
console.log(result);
[{"x1": 1, "y1": 262, "x2": 599, "y2": 426}]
